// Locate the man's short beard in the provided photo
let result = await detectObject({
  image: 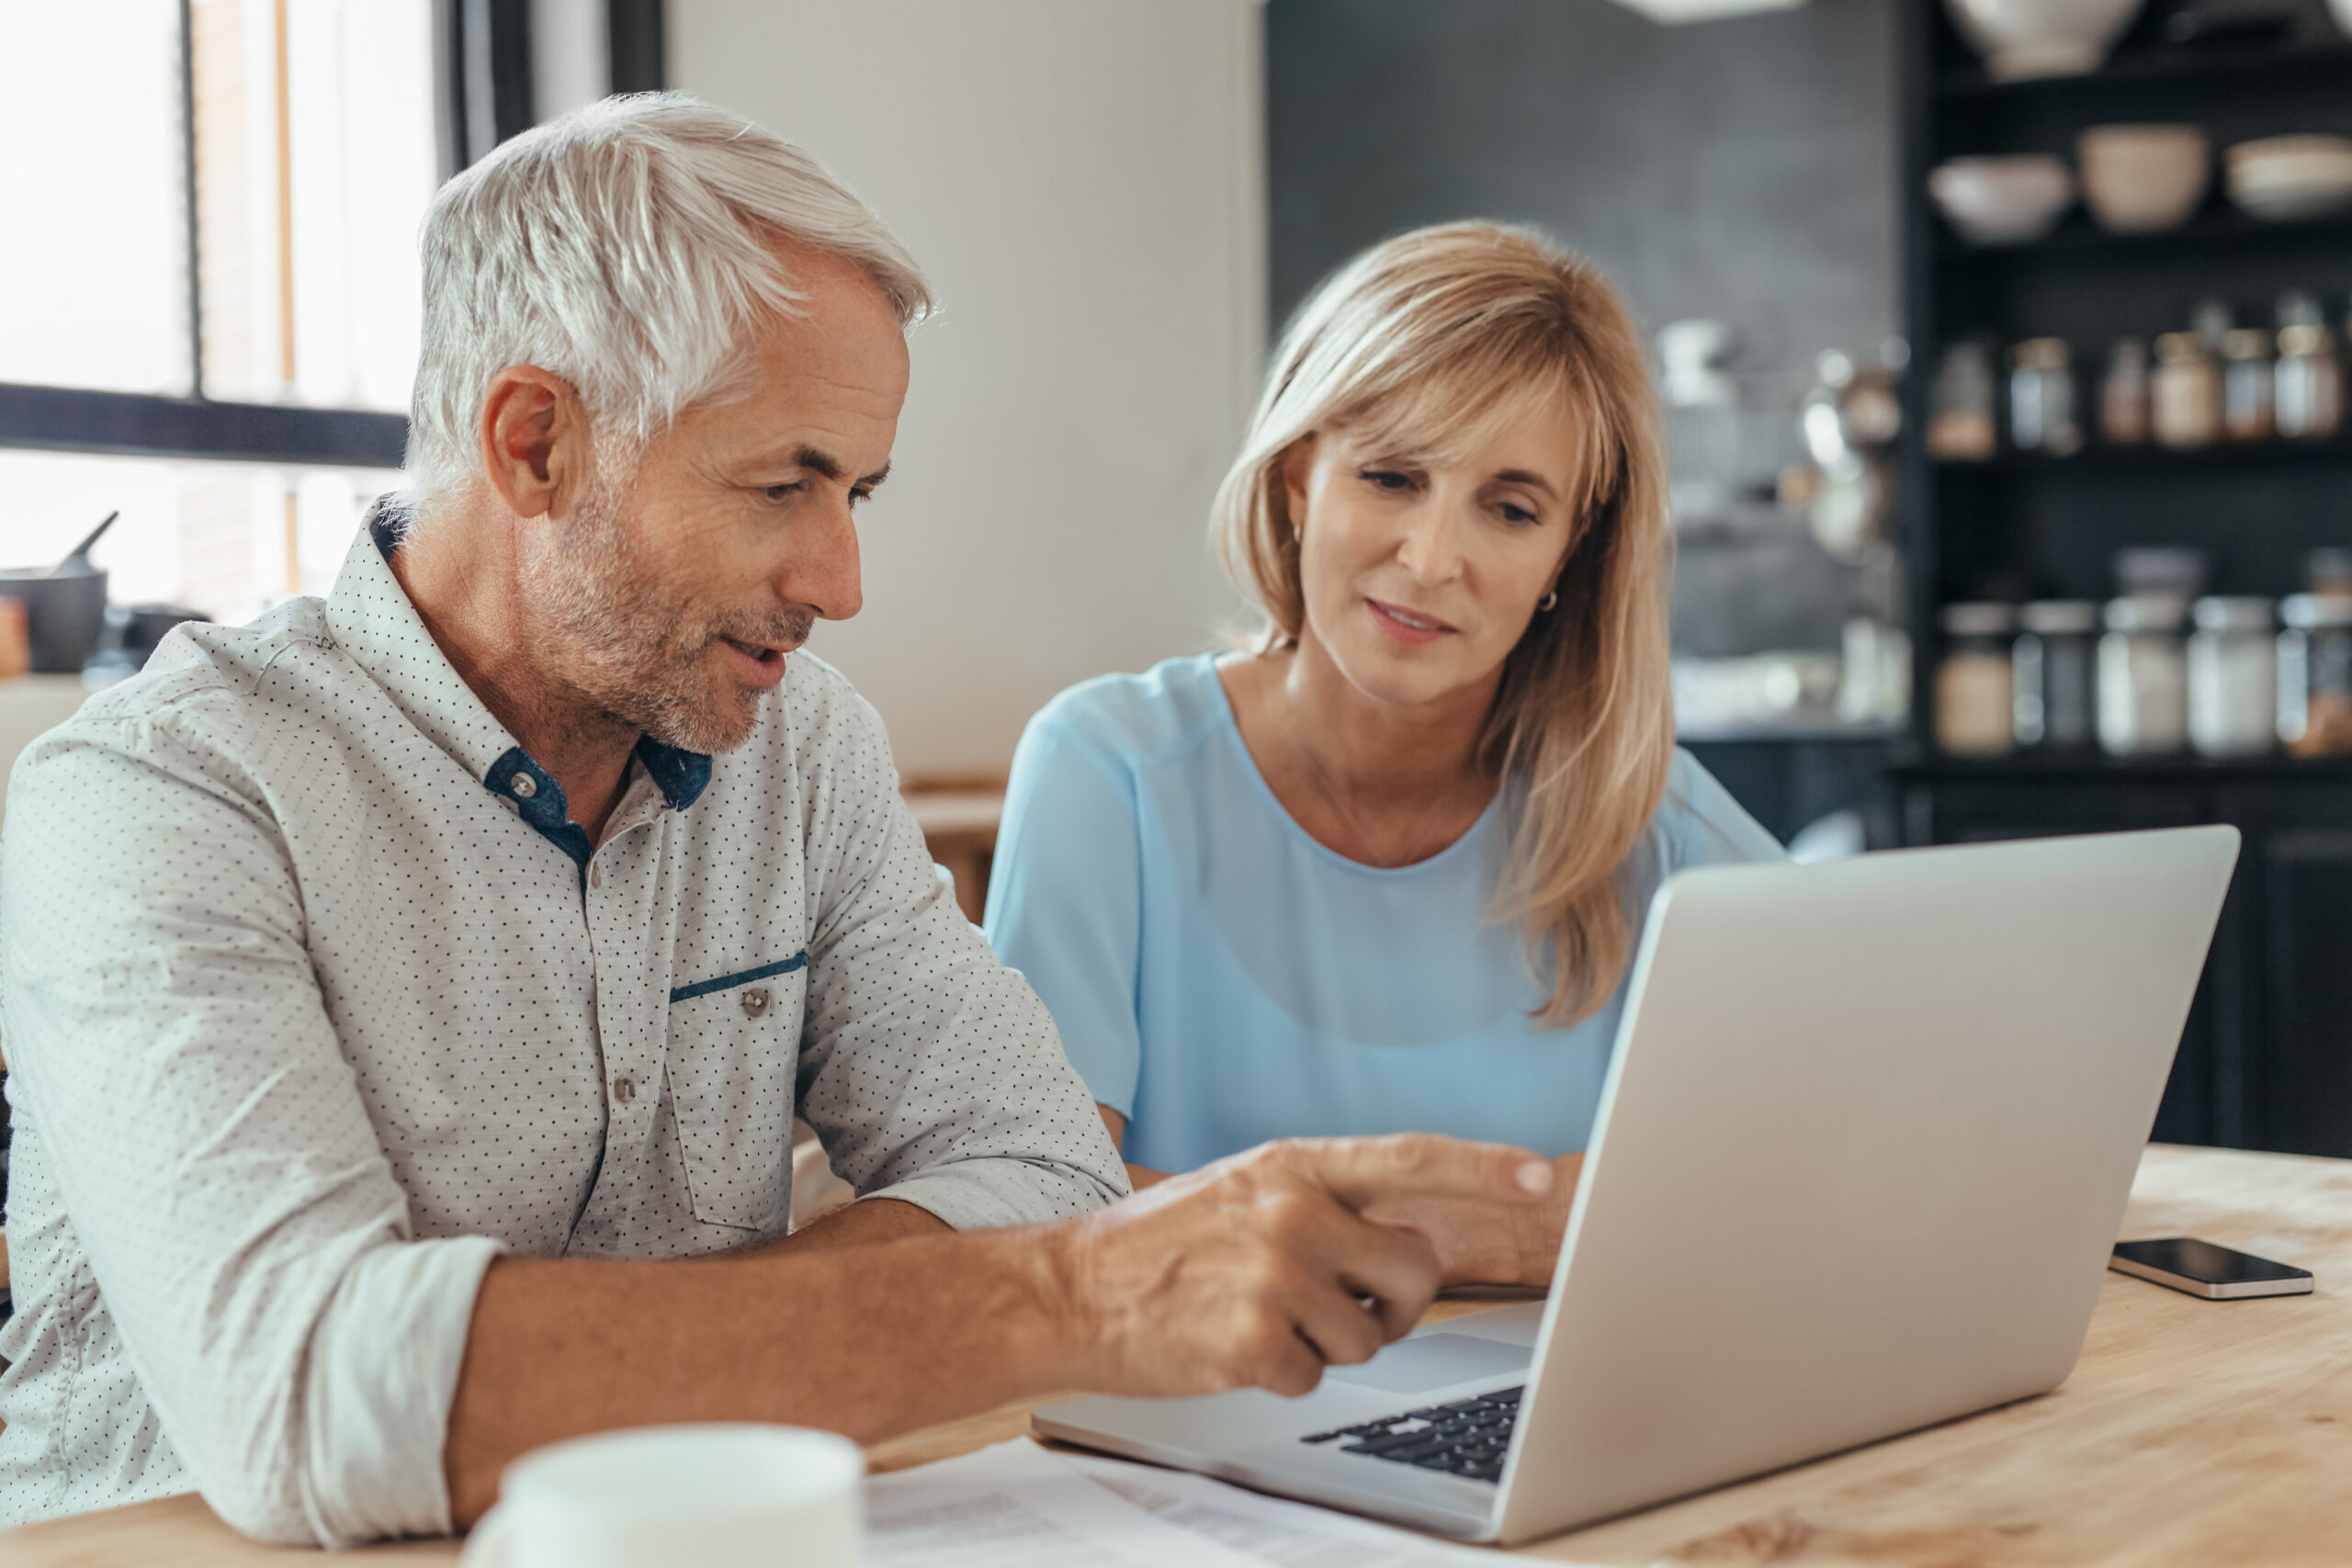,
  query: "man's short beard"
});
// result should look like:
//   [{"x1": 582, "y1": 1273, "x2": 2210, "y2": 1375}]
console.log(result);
[{"x1": 521, "y1": 460, "x2": 809, "y2": 756}]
